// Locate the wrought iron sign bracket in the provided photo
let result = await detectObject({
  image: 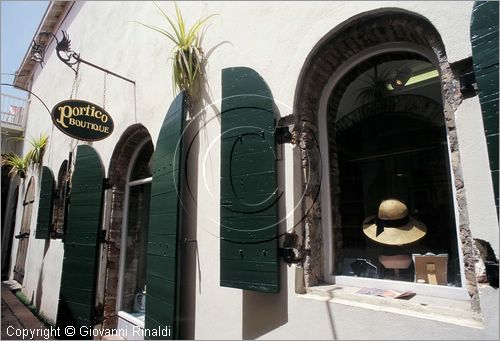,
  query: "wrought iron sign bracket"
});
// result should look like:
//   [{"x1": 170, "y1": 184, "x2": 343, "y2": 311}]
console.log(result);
[{"x1": 31, "y1": 31, "x2": 135, "y2": 85}]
